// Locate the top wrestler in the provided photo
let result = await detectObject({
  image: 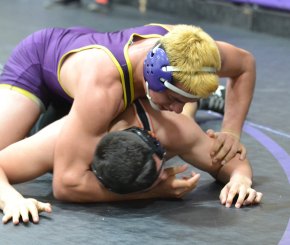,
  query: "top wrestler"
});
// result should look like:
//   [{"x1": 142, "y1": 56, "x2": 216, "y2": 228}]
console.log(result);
[
  {"x1": 0, "y1": 99, "x2": 262, "y2": 225},
  {"x1": 0, "y1": 24, "x2": 255, "y2": 199}
]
